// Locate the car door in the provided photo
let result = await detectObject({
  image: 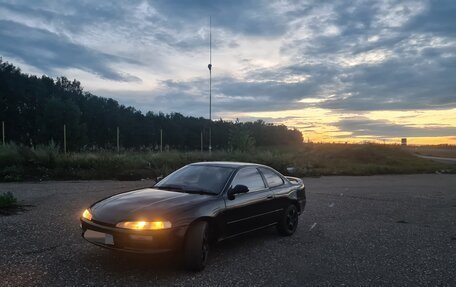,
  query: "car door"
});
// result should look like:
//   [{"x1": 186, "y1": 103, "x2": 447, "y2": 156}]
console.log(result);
[
  {"x1": 222, "y1": 167, "x2": 275, "y2": 238},
  {"x1": 259, "y1": 167, "x2": 289, "y2": 223}
]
